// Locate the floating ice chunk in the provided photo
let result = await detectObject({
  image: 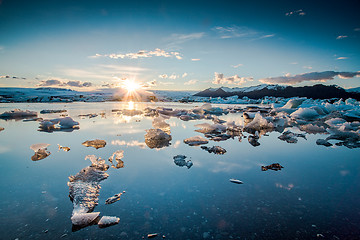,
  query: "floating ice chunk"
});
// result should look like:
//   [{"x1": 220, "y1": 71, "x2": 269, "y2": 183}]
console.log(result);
[
  {"x1": 229, "y1": 179, "x2": 243, "y2": 184},
  {"x1": 57, "y1": 117, "x2": 79, "y2": 129},
  {"x1": 152, "y1": 117, "x2": 170, "y2": 133},
  {"x1": 78, "y1": 113, "x2": 98, "y2": 118},
  {"x1": 316, "y1": 139, "x2": 333, "y2": 147},
  {"x1": 290, "y1": 108, "x2": 320, "y2": 120},
  {"x1": 282, "y1": 98, "x2": 306, "y2": 109},
  {"x1": 70, "y1": 212, "x2": 100, "y2": 226},
  {"x1": 299, "y1": 124, "x2": 327, "y2": 134},
  {"x1": 97, "y1": 216, "x2": 120, "y2": 228},
  {"x1": 261, "y1": 163, "x2": 284, "y2": 171},
  {"x1": 278, "y1": 130, "x2": 306, "y2": 143},
  {"x1": 243, "y1": 112, "x2": 256, "y2": 120},
  {"x1": 147, "y1": 233, "x2": 158, "y2": 238},
  {"x1": 248, "y1": 135, "x2": 260, "y2": 147},
  {"x1": 173, "y1": 155, "x2": 193, "y2": 169},
  {"x1": 194, "y1": 123, "x2": 226, "y2": 134},
  {"x1": 108, "y1": 150, "x2": 124, "y2": 169},
  {"x1": 325, "y1": 118, "x2": 346, "y2": 129},
  {"x1": 68, "y1": 155, "x2": 109, "y2": 223},
  {"x1": 58, "y1": 144, "x2": 70, "y2": 152},
  {"x1": 30, "y1": 143, "x2": 51, "y2": 161},
  {"x1": 0, "y1": 109, "x2": 37, "y2": 119},
  {"x1": 244, "y1": 112, "x2": 274, "y2": 133},
  {"x1": 183, "y1": 136, "x2": 209, "y2": 146},
  {"x1": 200, "y1": 146, "x2": 227, "y2": 155},
  {"x1": 40, "y1": 109, "x2": 67, "y2": 114},
  {"x1": 144, "y1": 129, "x2": 172, "y2": 149},
  {"x1": 82, "y1": 139, "x2": 107, "y2": 149},
  {"x1": 105, "y1": 191, "x2": 125, "y2": 204},
  {"x1": 0, "y1": 127, "x2": 4, "y2": 132}
]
